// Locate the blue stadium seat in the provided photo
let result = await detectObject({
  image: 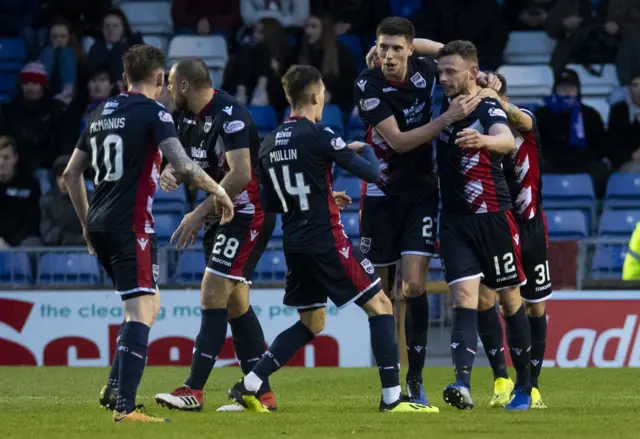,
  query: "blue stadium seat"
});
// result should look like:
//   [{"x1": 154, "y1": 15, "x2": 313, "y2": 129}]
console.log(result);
[
  {"x1": 284, "y1": 105, "x2": 344, "y2": 135},
  {"x1": 605, "y1": 173, "x2": 640, "y2": 209},
  {"x1": 154, "y1": 186, "x2": 187, "y2": 215},
  {"x1": 545, "y1": 210, "x2": 589, "y2": 240},
  {"x1": 338, "y1": 34, "x2": 365, "y2": 72},
  {"x1": 591, "y1": 245, "x2": 626, "y2": 280},
  {"x1": 0, "y1": 252, "x2": 32, "y2": 284},
  {"x1": 542, "y1": 174, "x2": 596, "y2": 227},
  {"x1": 37, "y1": 253, "x2": 101, "y2": 284},
  {"x1": 0, "y1": 72, "x2": 17, "y2": 102},
  {"x1": 341, "y1": 212, "x2": 360, "y2": 238},
  {"x1": 347, "y1": 109, "x2": 365, "y2": 142},
  {"x1": 255, "y1": 250, "x2": 286, "y2": 281},
  {"x1": 272, "y1": 214, "x2": 283, "y2": 238},
  {"x1": 34, "y1": 168, "x2": 51, "y2": 194},
  {"x1": 428, "y1": 258, "x2": 445, "y2": 281},
  {"x1": 333, "y1": 176, "x2": 362, "y2": 205},
  {"x1": 248, "y1": 105, "x2": 278, "y2": 138},
  {"x1": 174, "y1": 251, "x2": 206, "y2": 283},
  {"x1": 154, "y1": 213, "x2": 181, "y2": 245},
  {"x1": 598, "y1": 209, "x2": 640, "y2": 237},
  {"x1": 0, "y1": 38, "x2": 27, "y2": 71}
]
